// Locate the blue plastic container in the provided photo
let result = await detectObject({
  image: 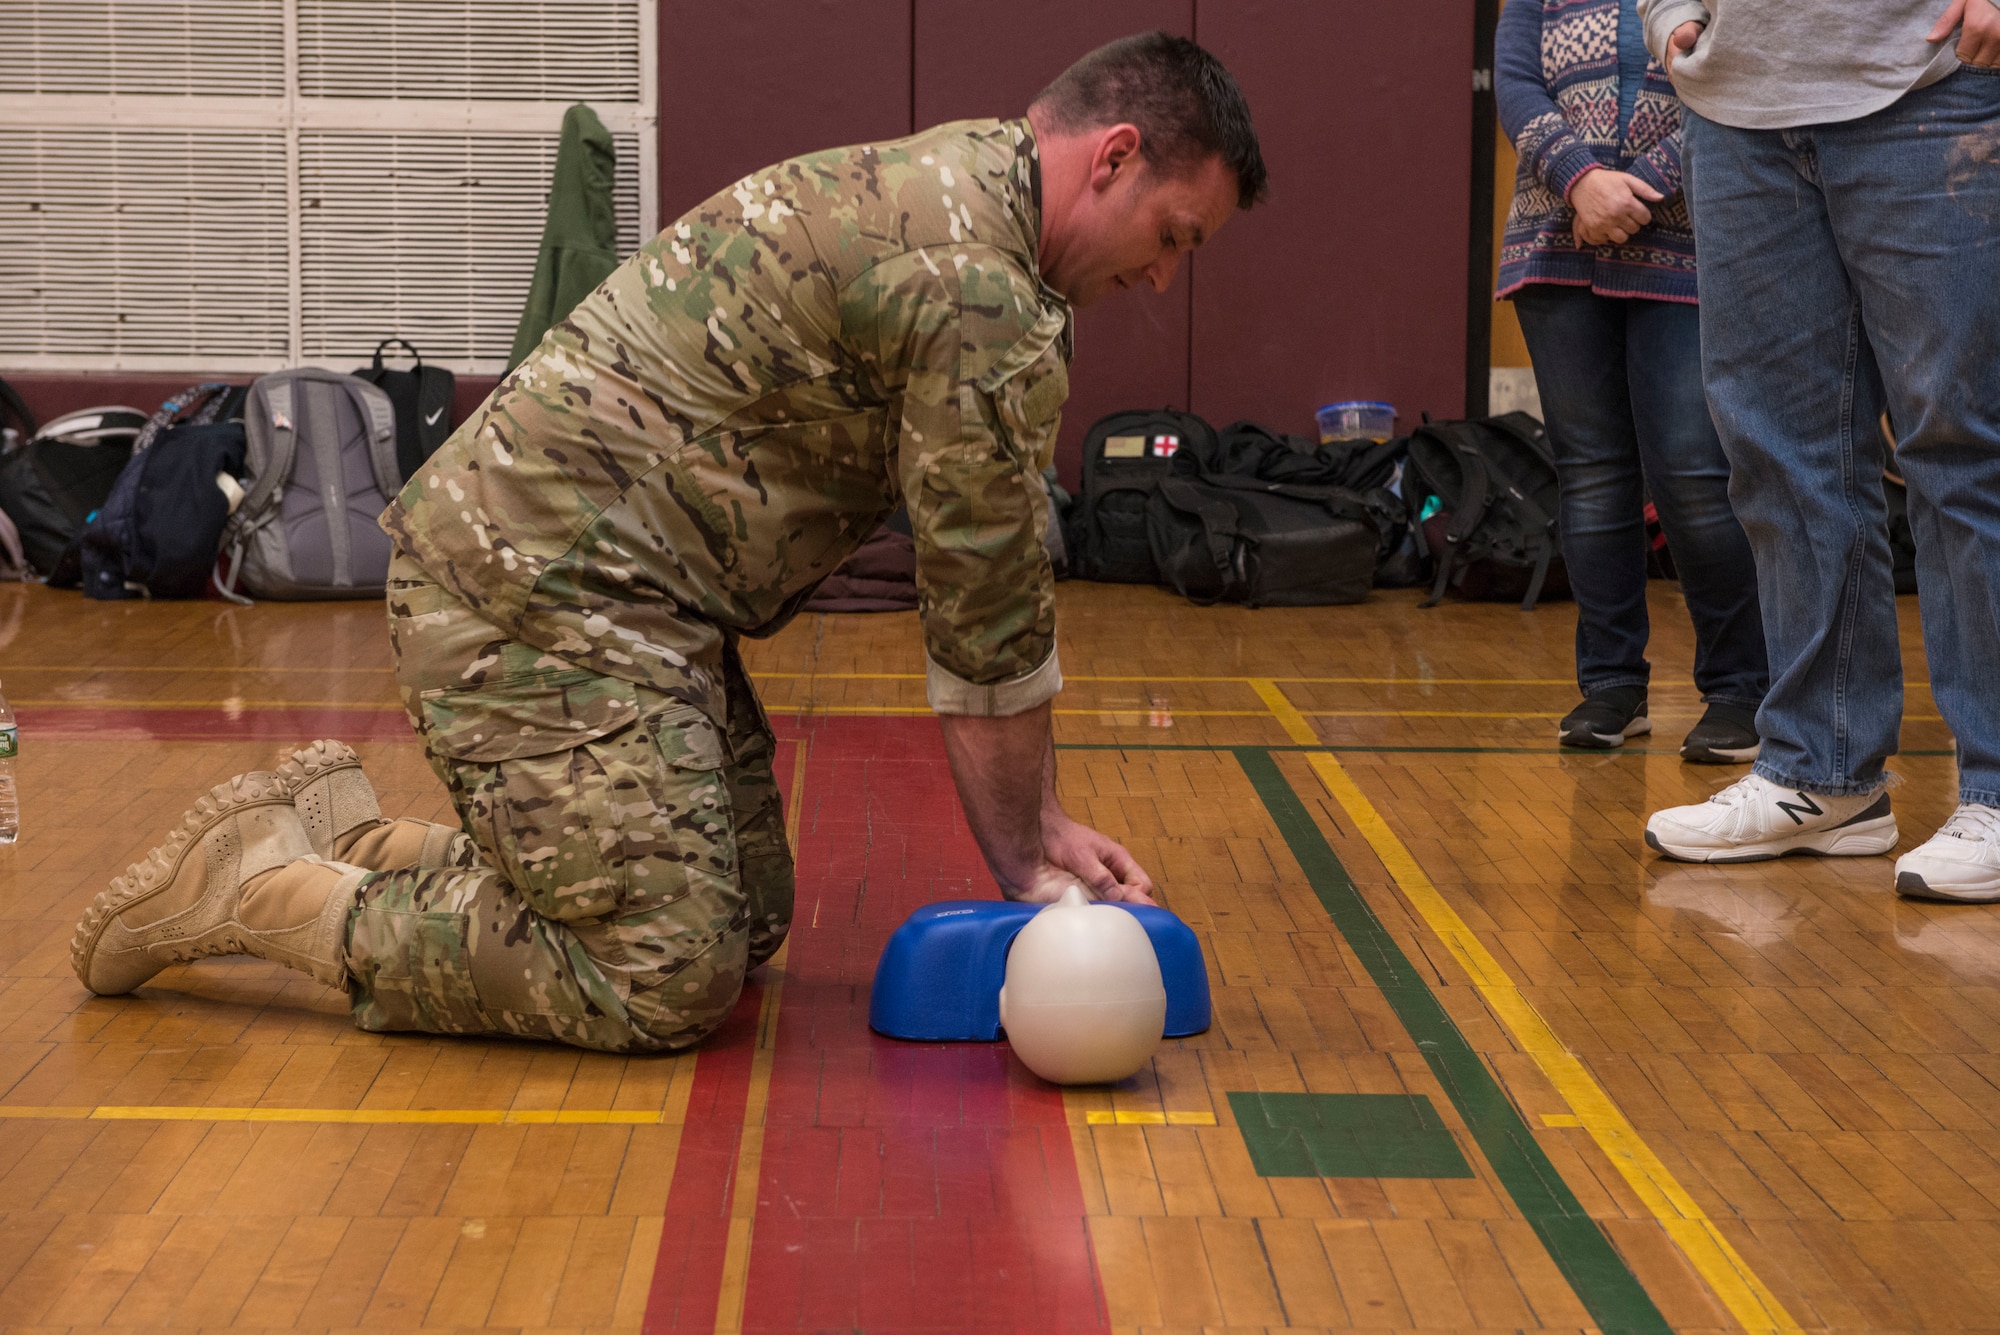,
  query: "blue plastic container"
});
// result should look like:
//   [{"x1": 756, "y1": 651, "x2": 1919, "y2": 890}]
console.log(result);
[
  {"x1": 1316, "y1": 400, "x2": 1397, "y2": 442},
  {"x1": 869, "y1": 899, "x2": 1212, "y2": 1042}
]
